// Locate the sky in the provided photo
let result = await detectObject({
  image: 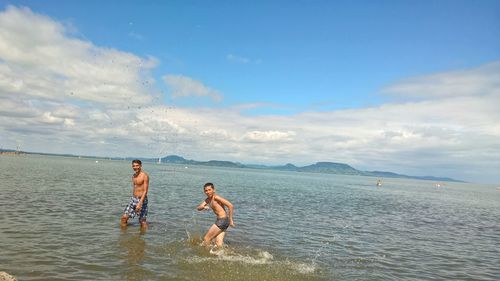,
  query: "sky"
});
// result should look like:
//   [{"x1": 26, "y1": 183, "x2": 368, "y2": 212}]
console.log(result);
[{"x1": 0, "y1": 0, "x2": 499, "y2": 183}]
